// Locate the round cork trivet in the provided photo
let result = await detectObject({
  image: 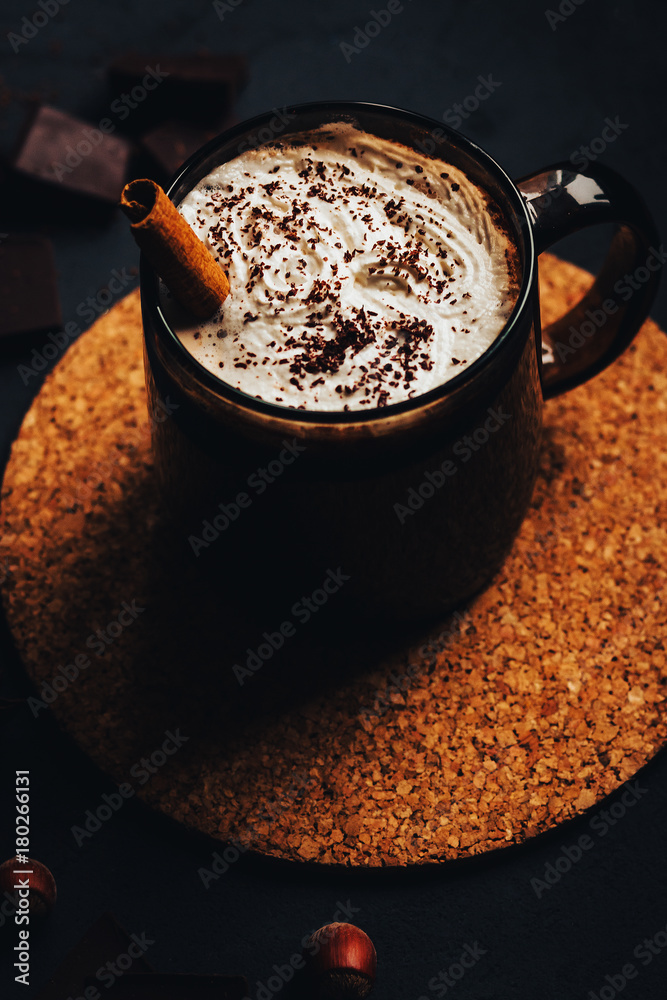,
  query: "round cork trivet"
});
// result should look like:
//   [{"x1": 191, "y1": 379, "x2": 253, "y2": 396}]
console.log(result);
[{"x1": 2, "y1": 254, "x2": 666, "y2": 867}]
